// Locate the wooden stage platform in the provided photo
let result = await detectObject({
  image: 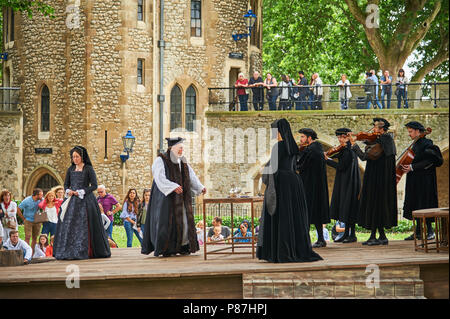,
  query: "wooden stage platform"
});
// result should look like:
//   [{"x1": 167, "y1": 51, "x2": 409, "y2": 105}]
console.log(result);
[{"x1": 0, "y1": 240, "x2": 447, "y2": 299}]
